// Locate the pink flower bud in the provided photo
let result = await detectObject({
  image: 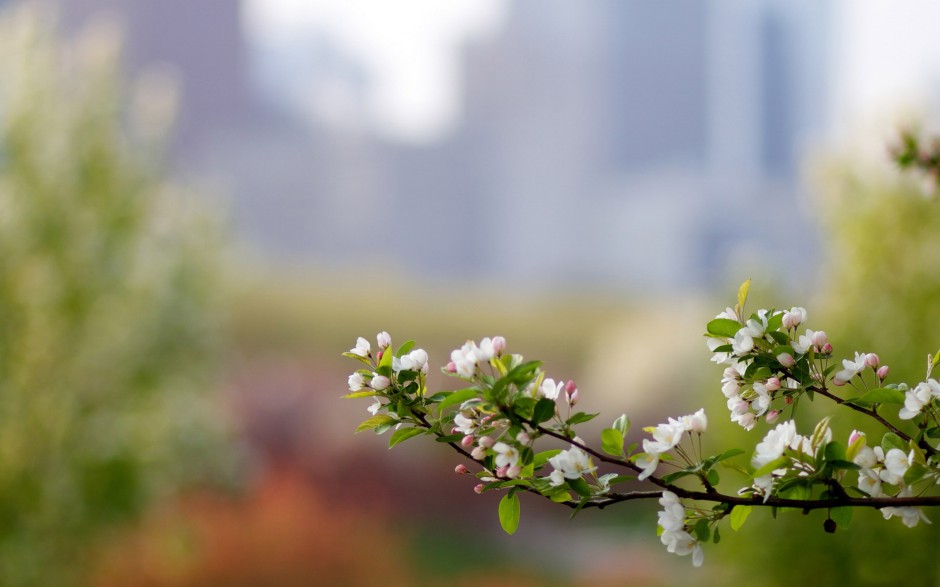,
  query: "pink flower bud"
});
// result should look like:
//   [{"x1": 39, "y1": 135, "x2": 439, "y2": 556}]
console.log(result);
[
  {"x1": 765, "y1": 377, "x2": 781, "y2": 392},
  {"x1": 777, "y1": 353, "x2": 795, "y2": 368},
  {"x1": 477, "y1": 436, "x2": 494, "y2": 448},
  {"x1": 473, "y1": 484, "x2": 484, "y2": 494},
  {"x1": 446, "y1": 361, "x2": 457, "y2": 373},
  {"x1": 765, "y1": 410, "x2": 780, "y2": 424},
  {"x1": 375, "y1": 350, "x2": 384, "y2": 363},
  {"x1": 812, "y1": 331, "x2": 828, "y2": 348},
  {"x1": 877, "y1": 365, "x2": 890, "y2": 381},
  {"x1": 495, "y1": 465, "x2": 509, "y2": 478},
  {"x1": 515, "y1": 431, "x2": 530, "y2": 444},
  {"x1": 506, "y1": 465, "x2": 521, "y2": 478},
  {"x1": 568, "y1": 388, "x2": 579, "y2": 406},
  {"x1": 492, "y1": 336, "x2": 506, "y2": 354},
  {"x1": 450, "y1": 426, "x2": 460, "y2": 435},
  {"x1": 471, "y1": 447, "x2": 486, "y2": 460},
  {"x1": 821, "y1": 342, "x2": 833, "y2": 354},
  {"x1": 849, "y1": 429, "x2": 864, "y2": 446},
  {"x1": 455, "y1": 464, "x2": 470, "y2": 475},
  {"x1": 866, "y1": 353, "x2": 880, "y2": 368},
  {"x1": 460, "y1": 435, "x2": 475, "y2": 448}
]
